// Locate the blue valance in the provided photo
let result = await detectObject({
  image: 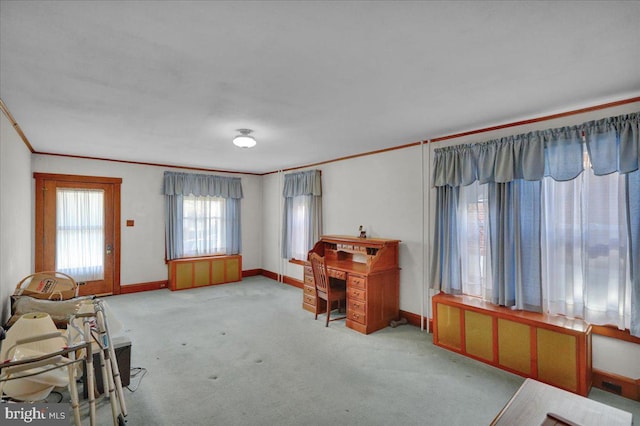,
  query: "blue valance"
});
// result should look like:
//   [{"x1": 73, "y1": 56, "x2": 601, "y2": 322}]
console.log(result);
[
  {"x1": 584, "y1": 113, "x2": 639, "y2": 175},
  {"x1": 283, "y1": 170, "x2": 322, "y2": 197},
  {"x1": 163, "y1": 171, "x2": 243, "y2": 199},
  {"x1": 433, "y1": 111, "x2": 639, "y2": 187}
]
